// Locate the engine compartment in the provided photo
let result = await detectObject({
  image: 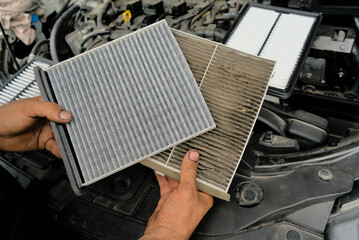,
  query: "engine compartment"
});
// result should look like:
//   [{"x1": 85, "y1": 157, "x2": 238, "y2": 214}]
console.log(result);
[{"x1": 0, "y1": 0, "x2": 359, "y2": 239}]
